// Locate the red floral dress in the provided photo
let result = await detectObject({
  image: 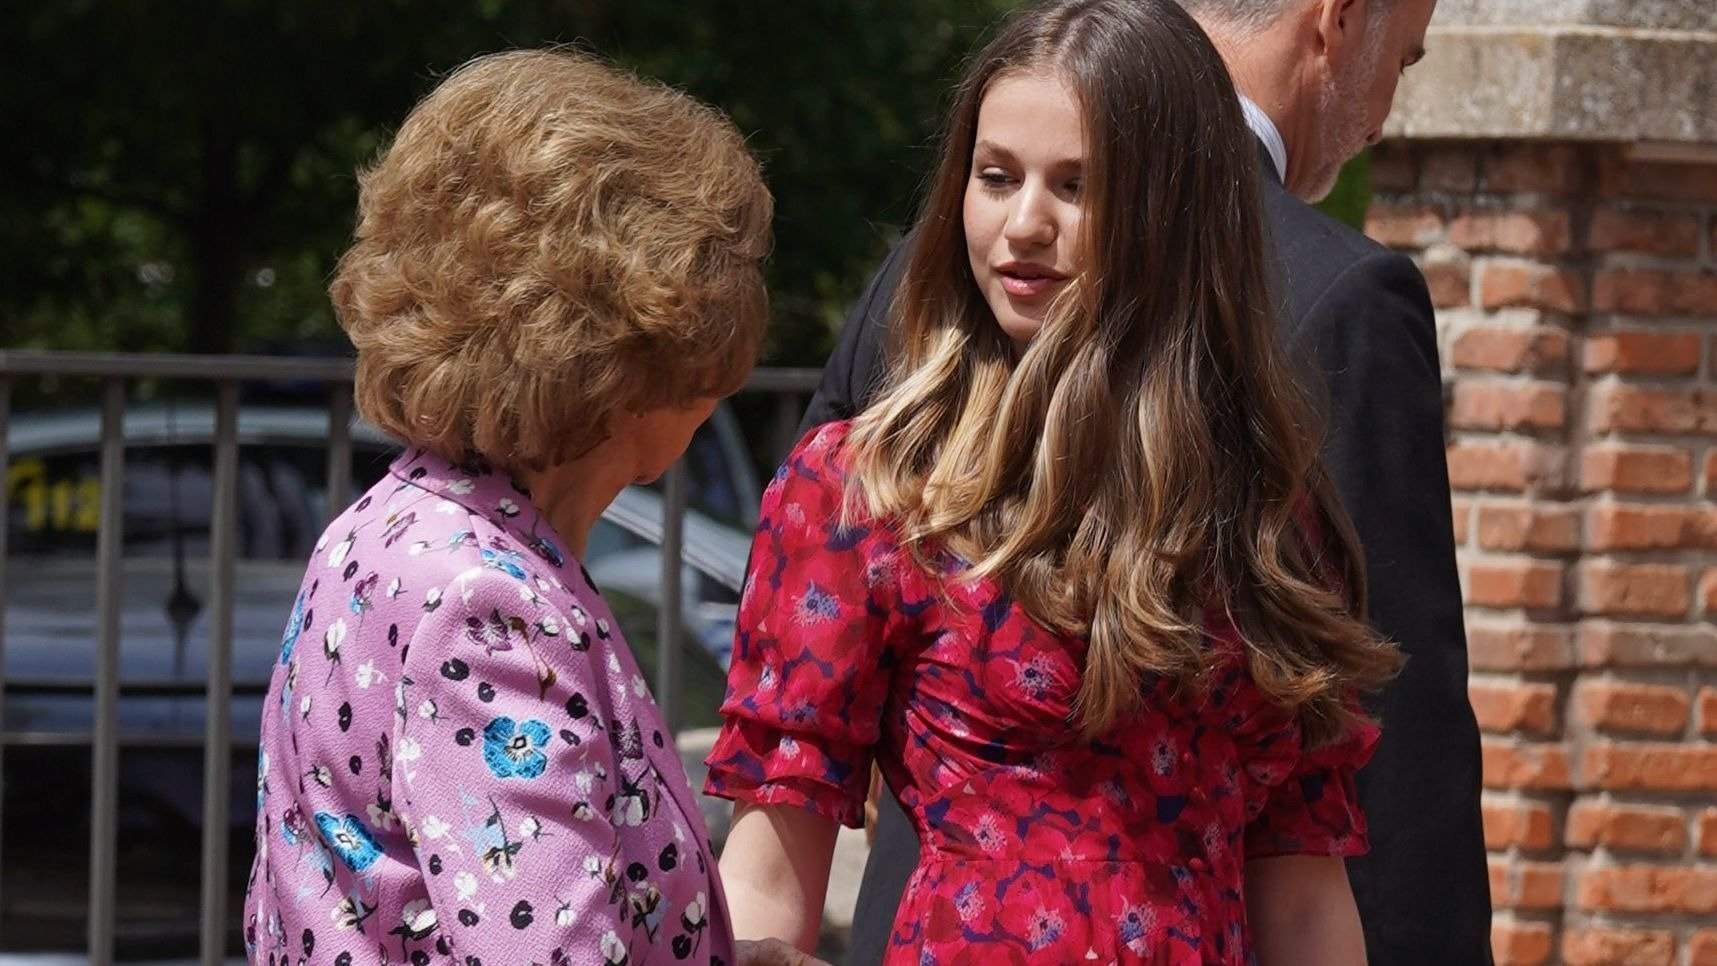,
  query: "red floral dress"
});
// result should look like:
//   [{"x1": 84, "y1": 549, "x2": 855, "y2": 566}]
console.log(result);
[{"x1": 704, "y1": 423, "x2": 1378, "y2": 965}]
